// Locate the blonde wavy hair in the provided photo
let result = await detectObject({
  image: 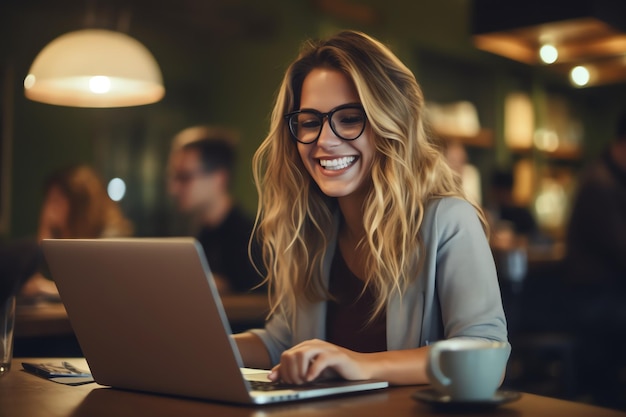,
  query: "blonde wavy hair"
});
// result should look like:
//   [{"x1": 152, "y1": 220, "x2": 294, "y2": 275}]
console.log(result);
[{"x1": 252, "y1": 30, "x2": 485, "y2": 321}]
